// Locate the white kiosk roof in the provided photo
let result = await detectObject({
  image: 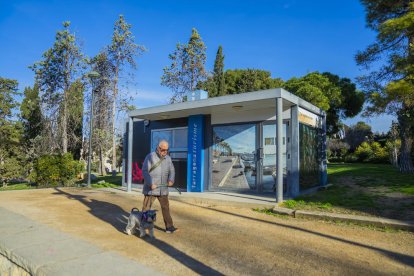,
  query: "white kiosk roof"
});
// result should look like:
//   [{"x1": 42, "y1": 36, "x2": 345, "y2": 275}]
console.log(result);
[{"x1": 128, "y1": 88, "x2": 324, "y2": 120}]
